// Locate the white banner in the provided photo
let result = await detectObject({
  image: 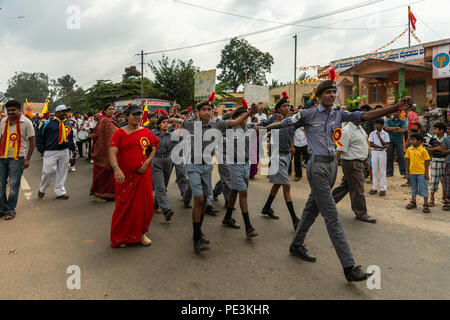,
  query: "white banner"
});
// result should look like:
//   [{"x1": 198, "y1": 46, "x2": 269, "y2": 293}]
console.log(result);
[
  {"x1": 331, "y1": 45, "x2": 425, "y2": 74},
  {"x1": 195, "y1": 69, "x2": 216, "y2": 101},
  {"x1": 432, "y1": 44, "x2": 450, "y2": 79},
  {"x1": 244, "y1": 84, "x2": 269, "y2": 106}
]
